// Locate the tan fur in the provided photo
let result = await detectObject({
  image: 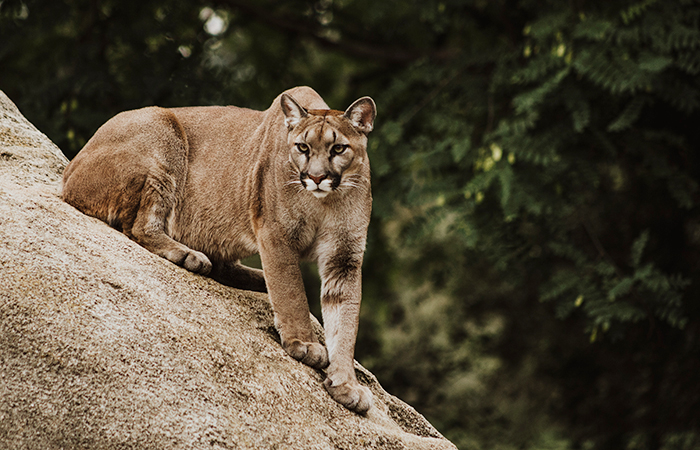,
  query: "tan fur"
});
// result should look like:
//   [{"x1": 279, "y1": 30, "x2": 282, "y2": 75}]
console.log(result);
[{"x1": 61, "y1": 86, "x2": 376, "y2": 414}]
